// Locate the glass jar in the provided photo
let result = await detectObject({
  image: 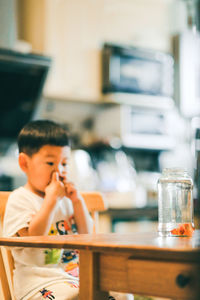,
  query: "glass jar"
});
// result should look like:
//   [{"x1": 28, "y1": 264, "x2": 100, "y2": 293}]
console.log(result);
[{"x1": 157, "y1": 168, "x2": 195, "y2": 237}]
